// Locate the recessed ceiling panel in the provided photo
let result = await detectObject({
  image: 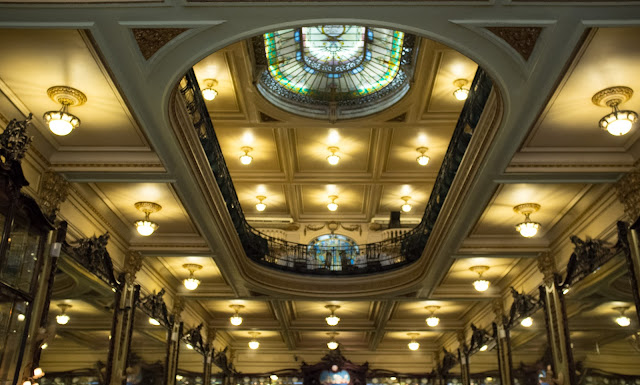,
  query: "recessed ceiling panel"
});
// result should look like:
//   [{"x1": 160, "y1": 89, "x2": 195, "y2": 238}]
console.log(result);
[
  {"x1": 295, "y1": 127, "x2": 372, "y2": 173},
  {"x1": 193, "y1": 50, "x2": 241, "y2": 114}
]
